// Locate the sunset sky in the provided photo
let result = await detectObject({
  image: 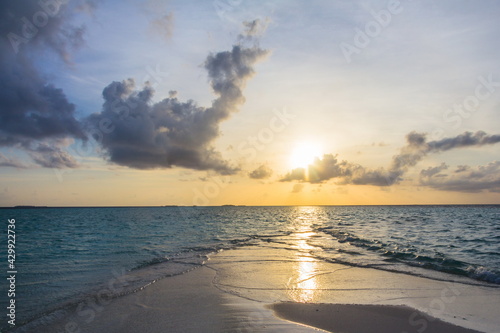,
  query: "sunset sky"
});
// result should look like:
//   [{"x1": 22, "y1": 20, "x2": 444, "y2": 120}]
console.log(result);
[{"x1": 1, "y1": 0, "x2": 500, "y2": 206}]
